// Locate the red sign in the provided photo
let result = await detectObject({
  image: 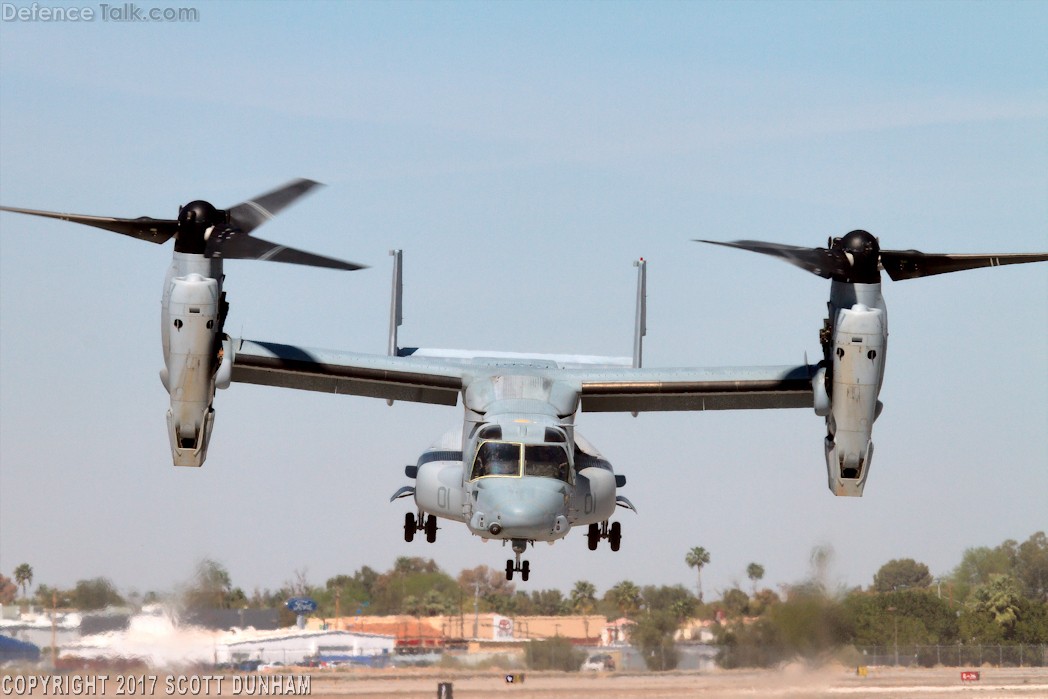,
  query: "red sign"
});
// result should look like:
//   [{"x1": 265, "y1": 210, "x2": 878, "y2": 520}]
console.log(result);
[{"x1": 960, "y1": 671, "x2": 980, "y2": 682}]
